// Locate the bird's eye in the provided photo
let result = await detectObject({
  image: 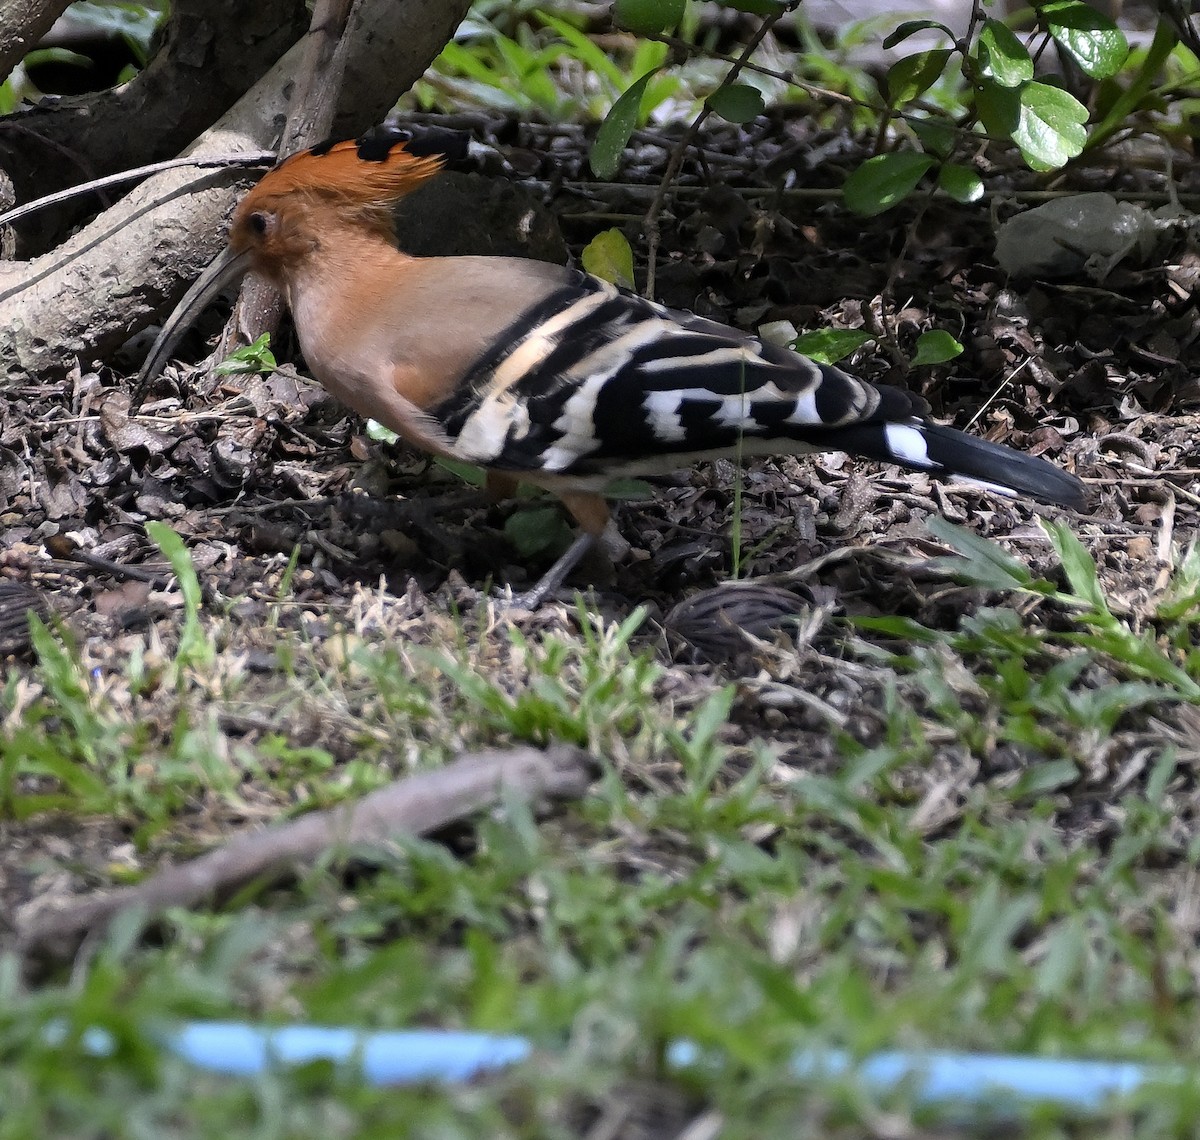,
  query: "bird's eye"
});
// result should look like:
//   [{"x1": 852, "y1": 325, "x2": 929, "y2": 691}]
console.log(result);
[{"x1": 248, "y1": 211, "x2": 270, "y2": 235}]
